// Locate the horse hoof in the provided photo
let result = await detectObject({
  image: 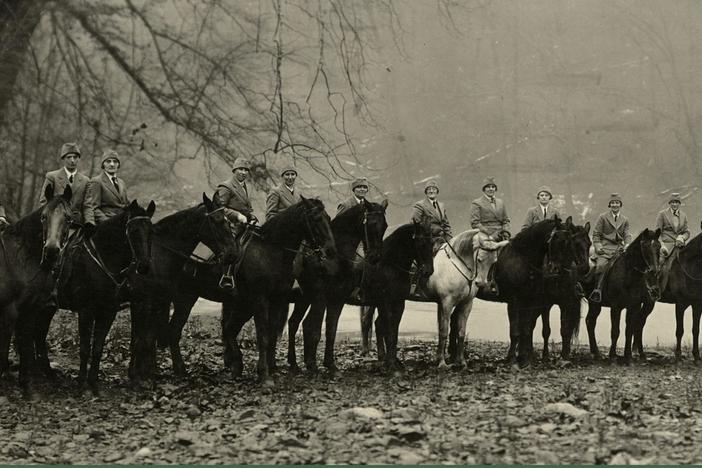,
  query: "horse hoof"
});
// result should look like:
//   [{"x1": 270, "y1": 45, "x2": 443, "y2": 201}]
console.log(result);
[
  {"x1": 262, "y1": 377, "x2": 275, "y2": 388},
  {"x1": 437, "y1": 360, "x2": 449, "y2": 370},
  {"x1": 453, "y1": 361, "x2": 467, "y2": 371}
]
